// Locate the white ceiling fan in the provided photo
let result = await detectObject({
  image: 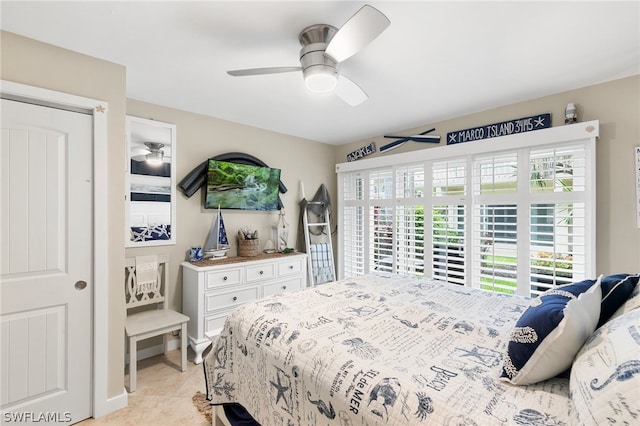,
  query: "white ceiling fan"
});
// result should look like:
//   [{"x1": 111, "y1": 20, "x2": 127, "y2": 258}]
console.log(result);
[{"x1": 227, "y1": 4, "x2": 390, "y2": 106}]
